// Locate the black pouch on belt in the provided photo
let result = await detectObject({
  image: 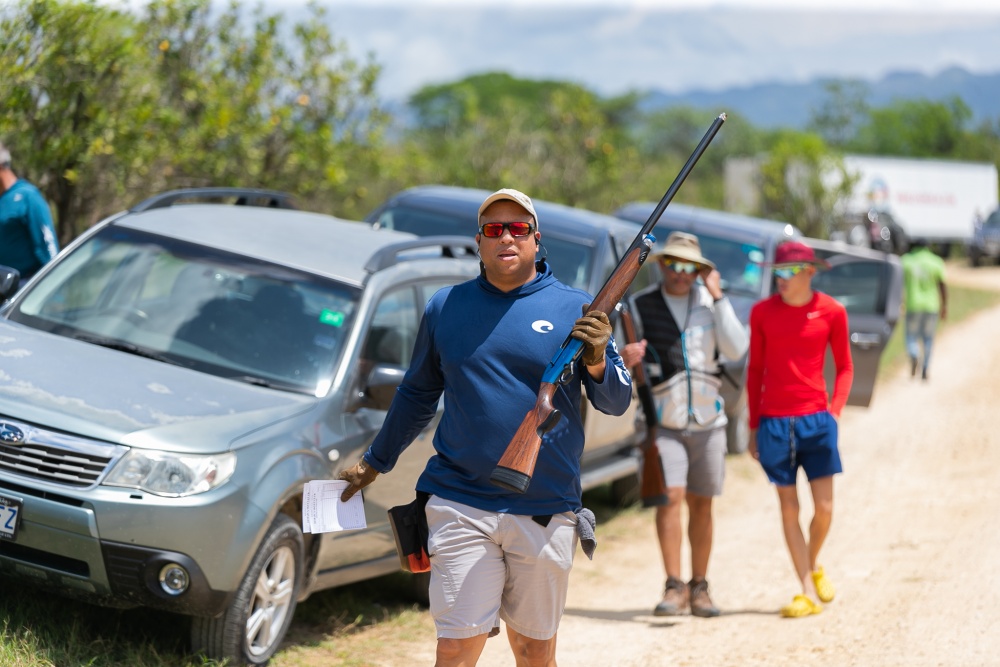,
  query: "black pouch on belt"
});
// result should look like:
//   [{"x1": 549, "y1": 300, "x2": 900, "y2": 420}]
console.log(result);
[{"x1": 387, "y1": 491, "x2": 431, "y2": 573}]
